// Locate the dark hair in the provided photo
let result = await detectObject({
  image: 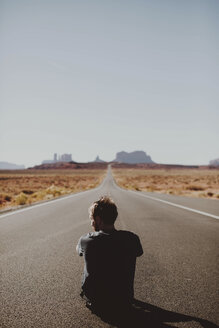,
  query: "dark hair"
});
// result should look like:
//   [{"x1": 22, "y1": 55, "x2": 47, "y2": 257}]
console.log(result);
[{"x1": 89, "y1": 196, "x2": 118, "y2": 225}]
